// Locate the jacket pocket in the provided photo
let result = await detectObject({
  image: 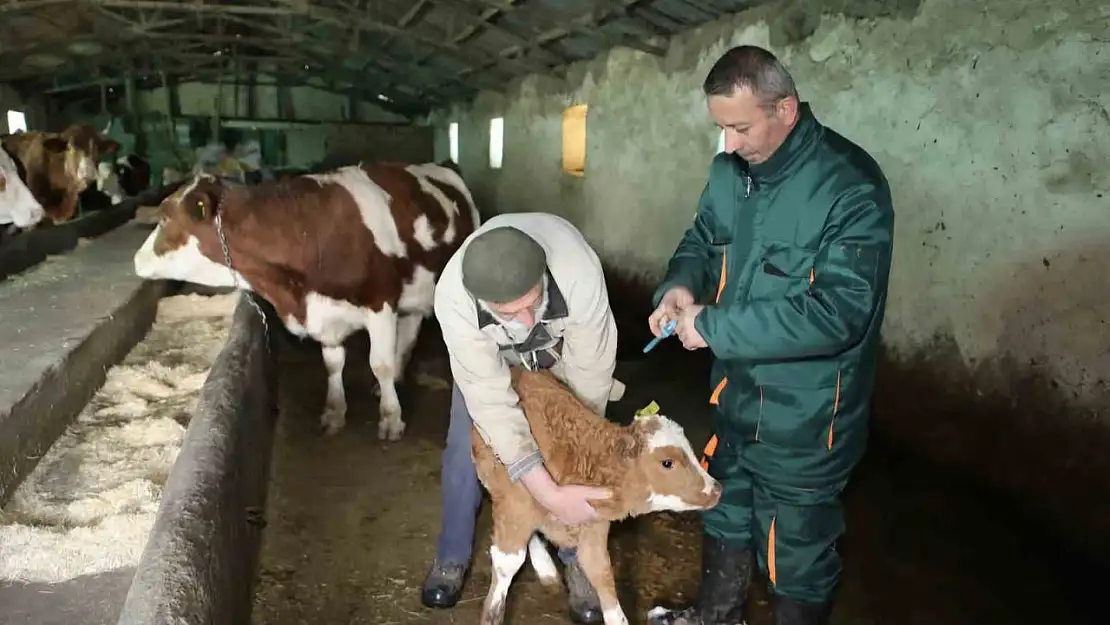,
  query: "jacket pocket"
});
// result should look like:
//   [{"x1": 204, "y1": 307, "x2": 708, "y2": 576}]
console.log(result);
[
  {"x1": 750, "y1": 362, "x2": 851, "y2": 451},
  {"x1": 746, "y1": 240, "x2": 817, "y2": 302}
]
